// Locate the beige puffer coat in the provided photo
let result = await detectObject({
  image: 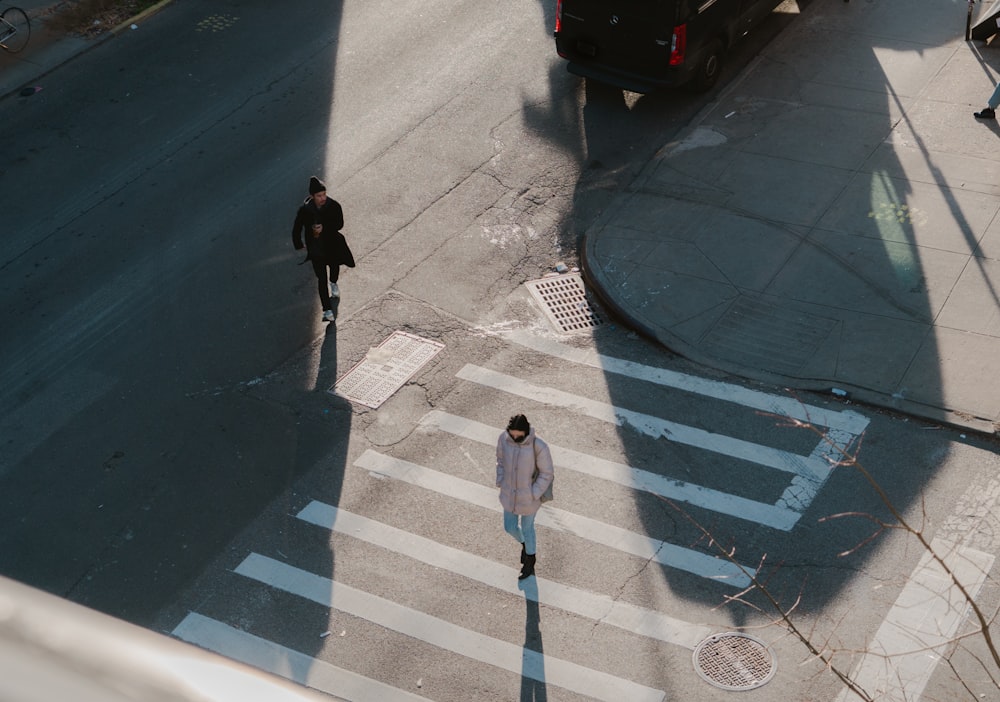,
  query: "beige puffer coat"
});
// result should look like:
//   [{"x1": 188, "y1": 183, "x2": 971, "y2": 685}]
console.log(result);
[{"x1": 496, "y1": 428, "x2": 554, "y2": 516}]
